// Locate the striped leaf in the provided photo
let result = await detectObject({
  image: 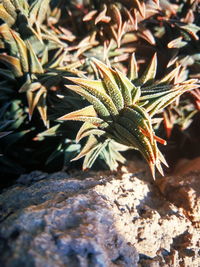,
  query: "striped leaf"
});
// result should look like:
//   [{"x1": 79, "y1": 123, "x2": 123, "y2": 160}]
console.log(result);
[
  {"x1": 92, "y1": 58, "x2": 124, "y2": 110},
  {"x1": 60, "y1": 56, "x2": 198, "y2": 178}
]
